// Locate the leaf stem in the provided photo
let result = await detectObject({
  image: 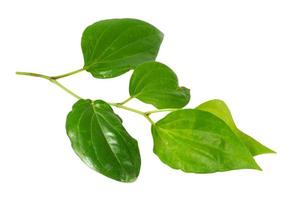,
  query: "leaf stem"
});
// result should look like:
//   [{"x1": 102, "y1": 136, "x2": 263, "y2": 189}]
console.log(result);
[
  {"x1": 145, "y1": 108, "x2": 180, "y2": 115},
  {"x1": 144, "y1": 115, "x2": 155, "y2": 125},
  {"x1": 51, "y1": 68, "x2": 85, "y2": 79},
  {"x1": 109, "y1": 103, "x2": 155, "y2": 125},
  {"x1": 109, "y1": 103, "x2": 144, "y2": 115},
  {"x1": 16, "y1": 71, "x2": 82, "y2": 100},
  {"x1": 118, "y1": 96, "x2": 134, "y2": 105}
]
